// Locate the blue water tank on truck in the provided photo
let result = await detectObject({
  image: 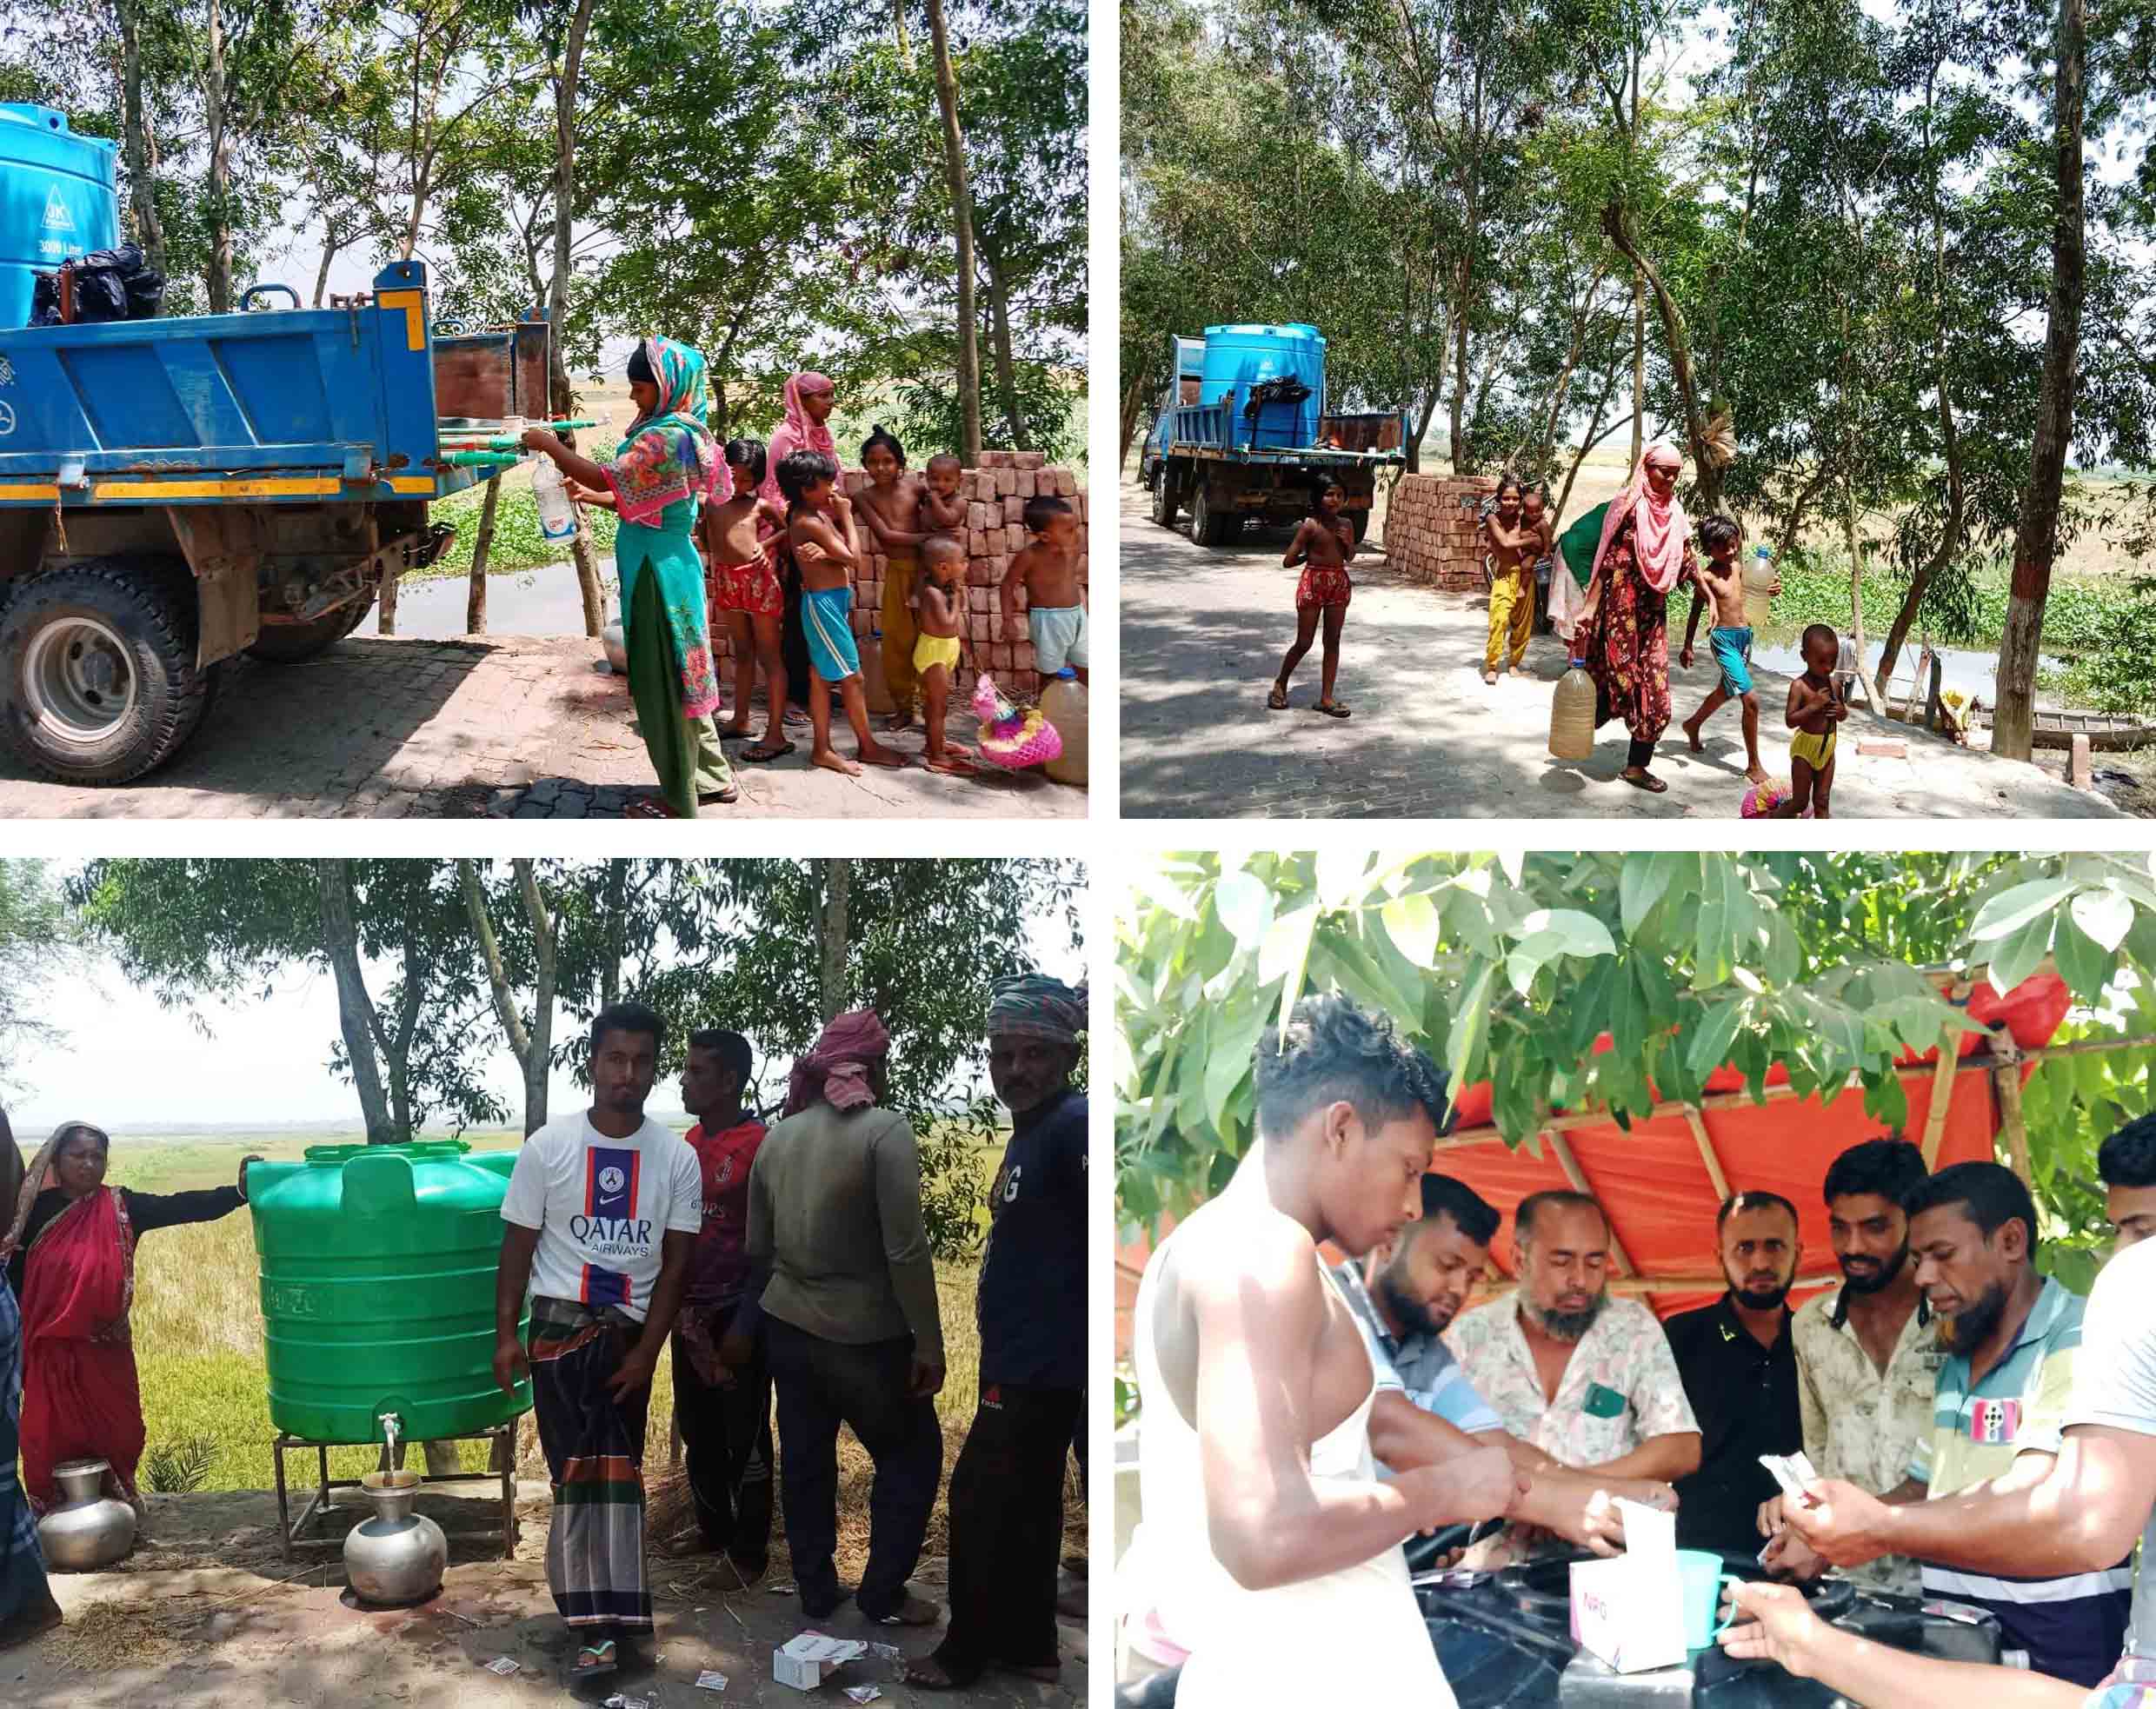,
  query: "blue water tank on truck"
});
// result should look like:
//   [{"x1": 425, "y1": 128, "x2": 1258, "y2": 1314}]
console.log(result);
[
  {"x1": 0, "y1": 201, "x2": 555, "y2": 784},
  {"x1": 1141, "y1": 324, "x2": 1408, "y2": 549}
]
